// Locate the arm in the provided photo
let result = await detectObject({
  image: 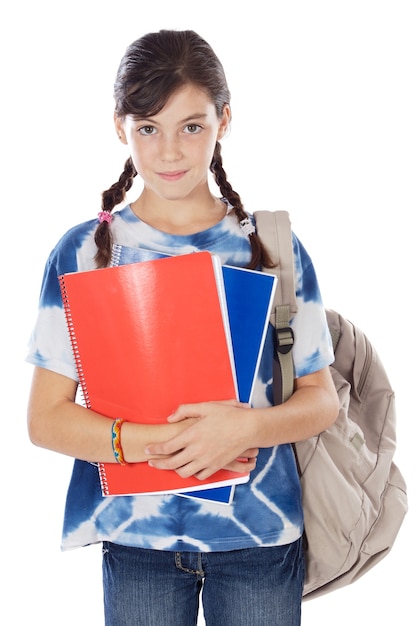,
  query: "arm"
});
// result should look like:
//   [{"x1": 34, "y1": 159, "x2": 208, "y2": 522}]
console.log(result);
[
  {"x1": 27, "y1": 366, "x2": 200, "y2": 464},
  {"x1": 145, "y1": 366, "x2": 339, "y2": 479}
]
